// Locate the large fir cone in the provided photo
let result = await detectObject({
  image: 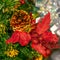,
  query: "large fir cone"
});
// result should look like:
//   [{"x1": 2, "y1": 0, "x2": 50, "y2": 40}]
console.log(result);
[{"x1": 10, "y1": 10, "x2": 34, "y2": 32}]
